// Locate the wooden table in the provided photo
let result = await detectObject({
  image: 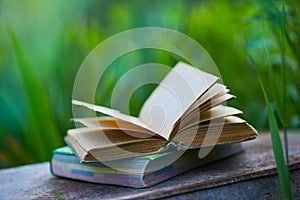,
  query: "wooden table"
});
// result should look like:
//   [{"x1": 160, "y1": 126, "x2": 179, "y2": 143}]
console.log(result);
[{"x1": 1, "y1": 133, "x2": 300, "y2": 199}]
